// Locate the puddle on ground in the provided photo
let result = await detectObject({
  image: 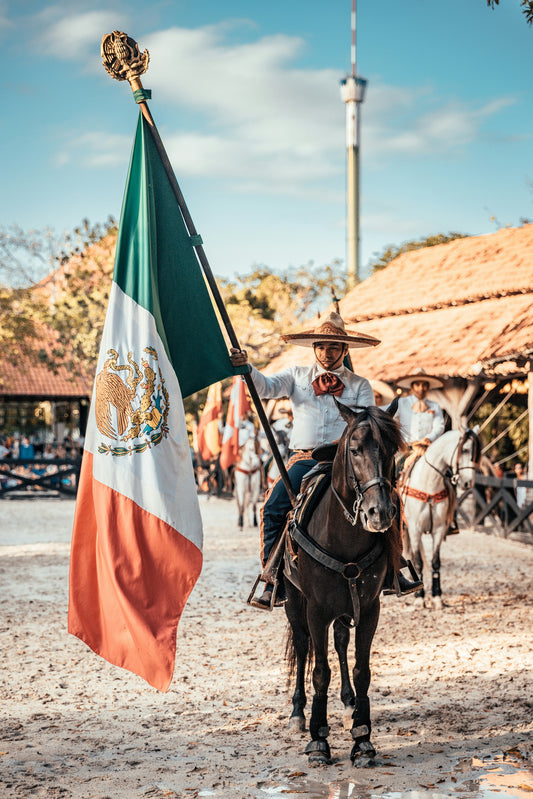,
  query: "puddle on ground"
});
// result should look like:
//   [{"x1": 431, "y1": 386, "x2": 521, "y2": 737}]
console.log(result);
[{"x1": 195, "y1": 746, "x2": 533, "y2": 799}]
